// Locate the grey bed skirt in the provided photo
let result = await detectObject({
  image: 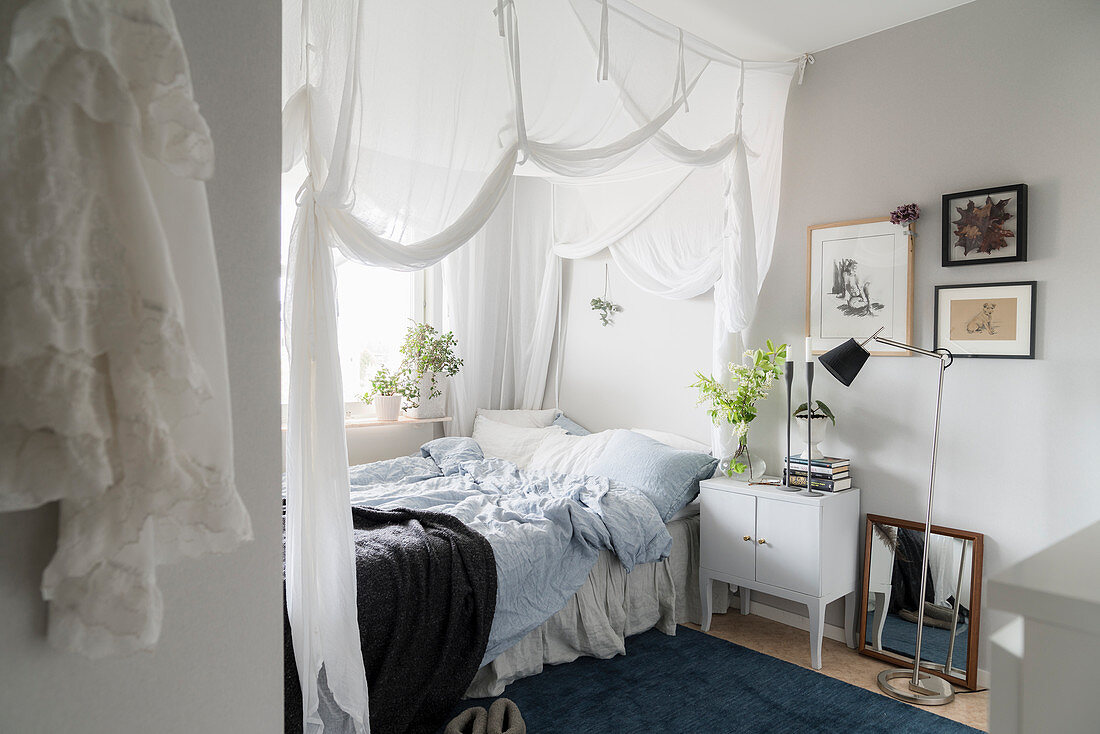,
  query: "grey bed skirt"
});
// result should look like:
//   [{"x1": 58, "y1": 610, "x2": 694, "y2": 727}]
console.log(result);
[{"x1": 466, "y1": 514, "x2": 732, "y2": 697}]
